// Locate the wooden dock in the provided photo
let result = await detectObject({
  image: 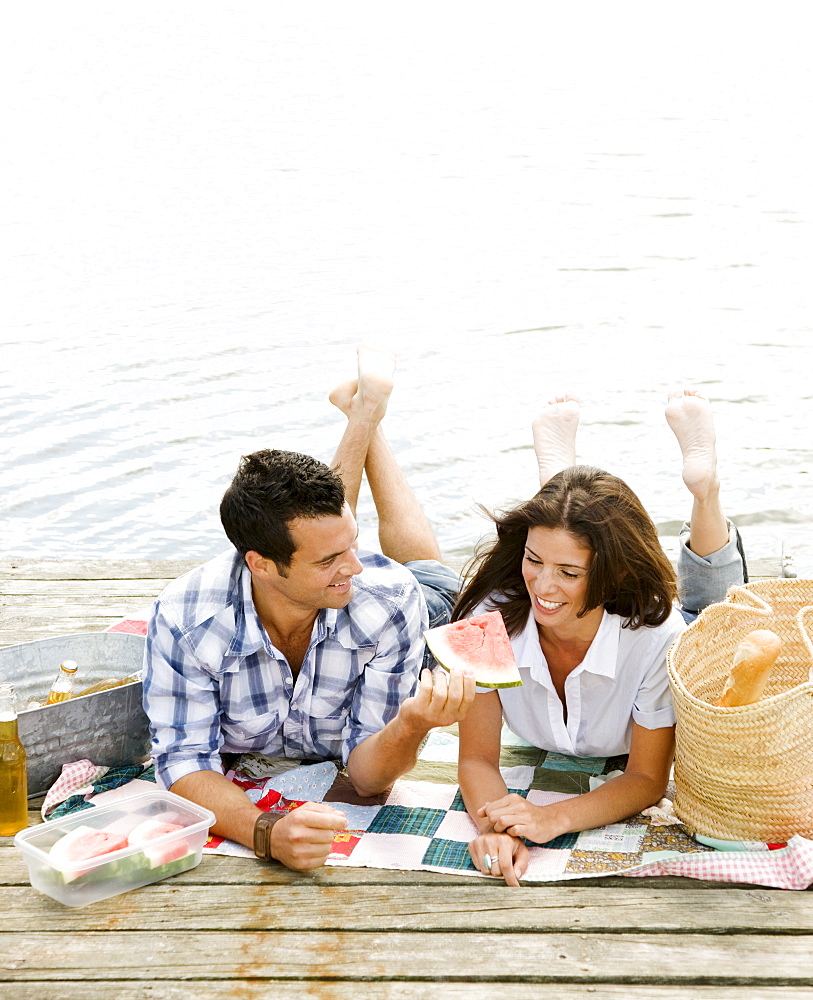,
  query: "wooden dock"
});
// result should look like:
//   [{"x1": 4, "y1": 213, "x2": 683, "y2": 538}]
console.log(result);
[{"x1": 2, "y1": 557, "x2": 812, "y2": 998}]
